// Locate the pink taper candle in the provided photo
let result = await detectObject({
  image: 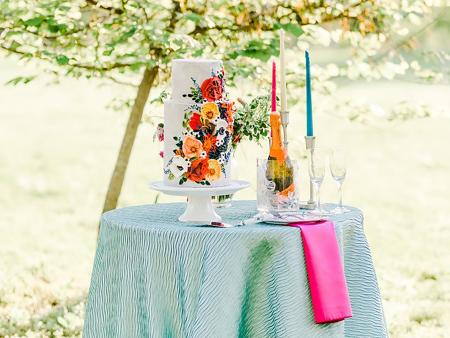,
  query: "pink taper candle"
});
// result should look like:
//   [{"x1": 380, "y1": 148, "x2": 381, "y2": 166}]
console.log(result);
[{"x1": 271, "y1": 61, "x2": 276, "y2": 112}]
